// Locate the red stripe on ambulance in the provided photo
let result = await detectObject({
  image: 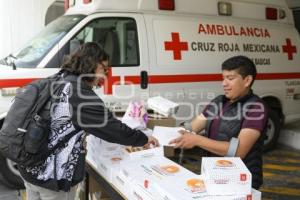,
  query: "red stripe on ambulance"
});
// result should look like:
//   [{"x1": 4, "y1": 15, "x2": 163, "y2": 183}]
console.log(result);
[
  {"x1": 1, "y1": 73, "x2": 300, "y2": 92},
  {"x1": 0, "y1": 78, "x2": 38, "y2": 88},
  {"x1": 125, "y1": 72, "x2": 300, "y2": 84}
]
